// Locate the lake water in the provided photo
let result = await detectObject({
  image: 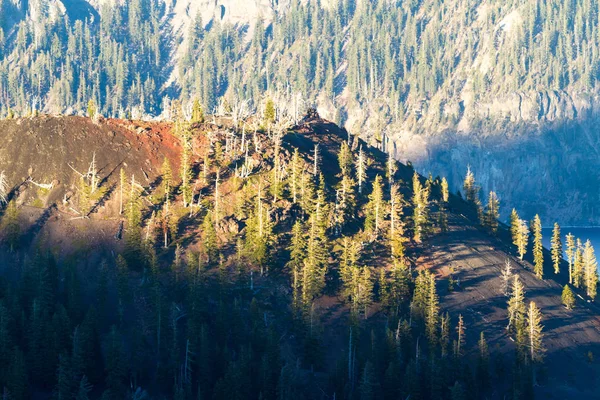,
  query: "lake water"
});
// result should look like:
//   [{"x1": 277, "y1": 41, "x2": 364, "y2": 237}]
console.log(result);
[{"x1": 542, "y1": 227, "x2": 600, "y2": 271}]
